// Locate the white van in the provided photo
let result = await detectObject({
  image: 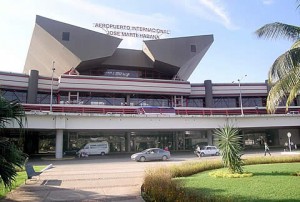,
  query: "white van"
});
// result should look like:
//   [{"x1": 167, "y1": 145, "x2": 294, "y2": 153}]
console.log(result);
[{"x1": 78, "y1": 141, "x2": 109, "y2": 157}]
